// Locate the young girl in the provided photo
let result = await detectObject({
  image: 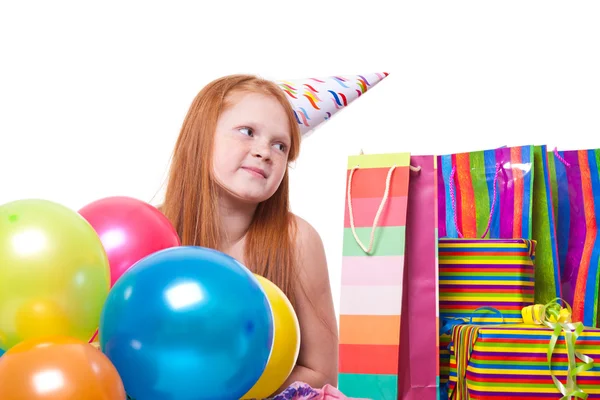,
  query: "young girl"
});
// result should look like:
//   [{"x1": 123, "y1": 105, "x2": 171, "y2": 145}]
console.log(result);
[{"x1": 160, "y1": 74, "x2": 339, "y2": 395}]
